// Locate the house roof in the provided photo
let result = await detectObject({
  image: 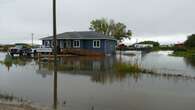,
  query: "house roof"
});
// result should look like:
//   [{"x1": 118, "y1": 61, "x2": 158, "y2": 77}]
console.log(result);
[{"x1": 40, "y1": 31, "x2": 116, "y2": 41}]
